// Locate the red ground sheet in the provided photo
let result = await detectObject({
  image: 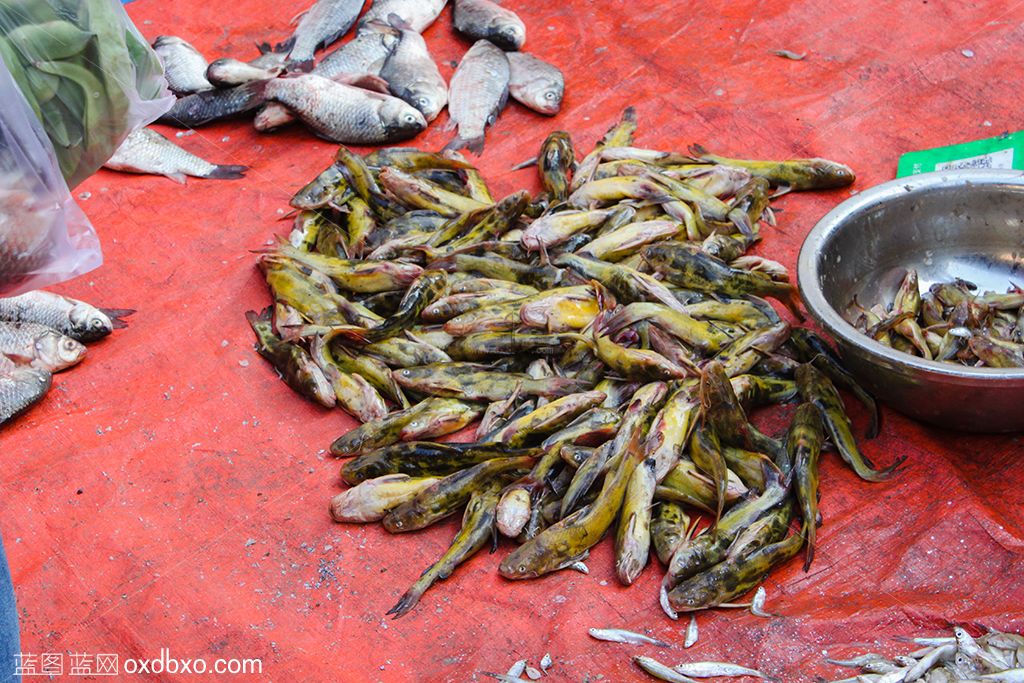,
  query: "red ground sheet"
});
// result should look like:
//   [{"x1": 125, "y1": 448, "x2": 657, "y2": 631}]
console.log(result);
[{"x1": 2, "y1": 0, "x2": 1022, "y2": 680}]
